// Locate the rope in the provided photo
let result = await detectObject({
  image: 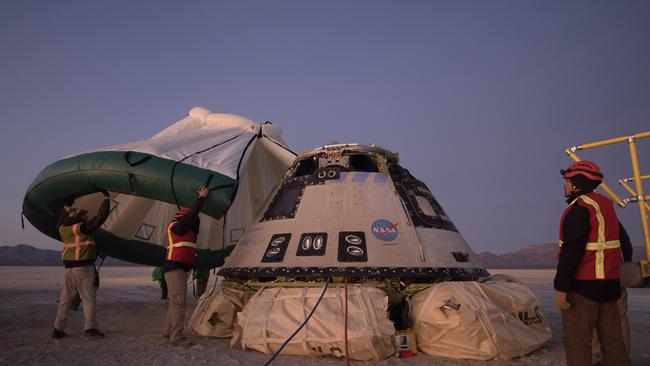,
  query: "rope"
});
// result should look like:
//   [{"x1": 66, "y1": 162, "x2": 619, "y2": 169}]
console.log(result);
[
  {"x1": 262, "y1": 281, "x2": 330, "y2": 366},
  {"x1": 169, "y1": 133, "x2": 244, "y2": 209}
]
